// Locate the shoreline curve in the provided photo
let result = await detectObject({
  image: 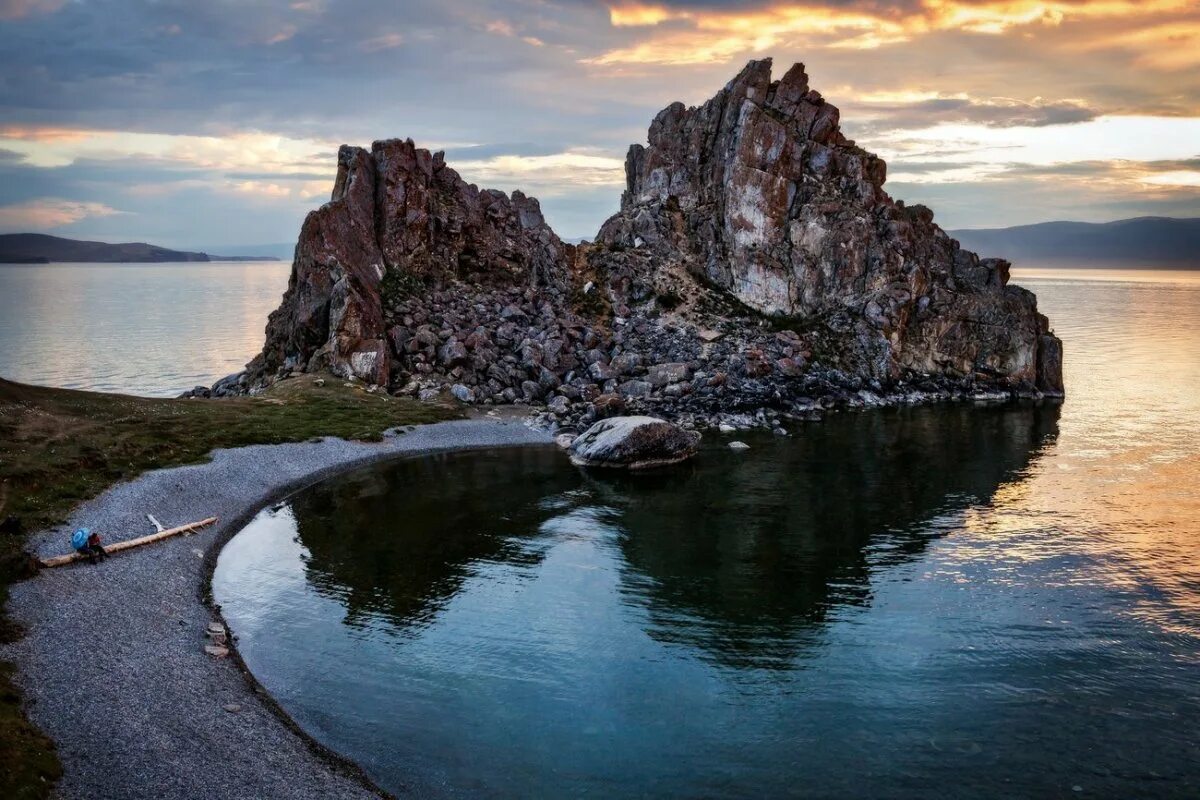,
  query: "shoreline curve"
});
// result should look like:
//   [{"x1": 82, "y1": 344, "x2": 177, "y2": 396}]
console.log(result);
[{"x1": 3, "y1": 418, "x2": 553, "y2": 800}]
